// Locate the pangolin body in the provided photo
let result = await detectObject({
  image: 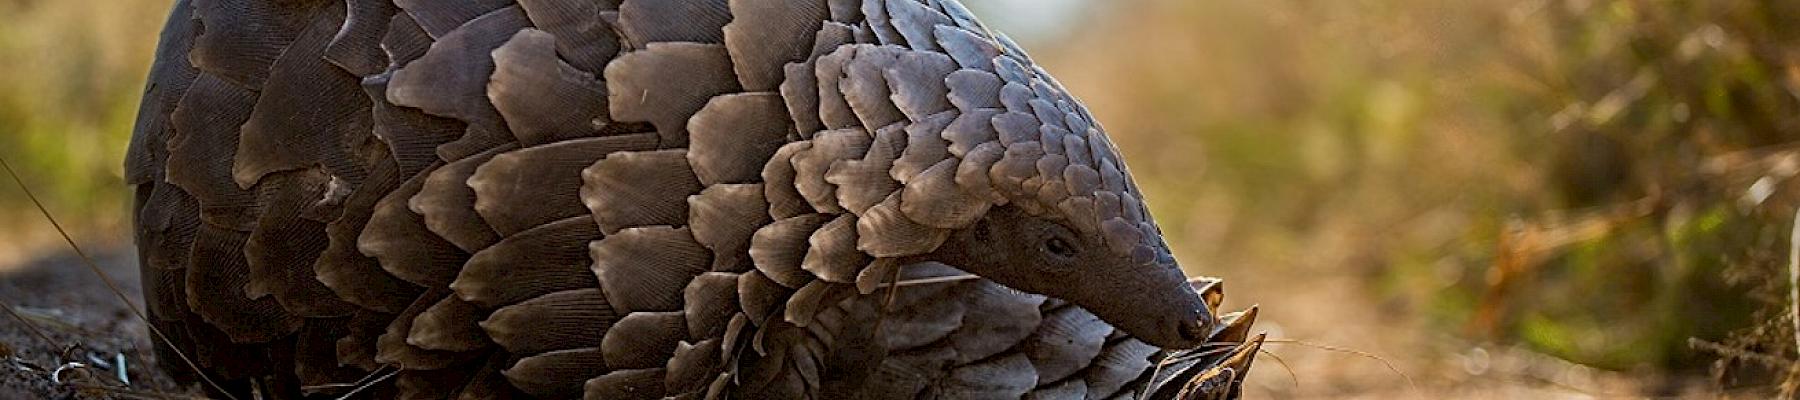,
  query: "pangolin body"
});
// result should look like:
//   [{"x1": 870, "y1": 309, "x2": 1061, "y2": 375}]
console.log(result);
[{"x1": 126, "y1": 0, "x2": 1262, "y2": 398}]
